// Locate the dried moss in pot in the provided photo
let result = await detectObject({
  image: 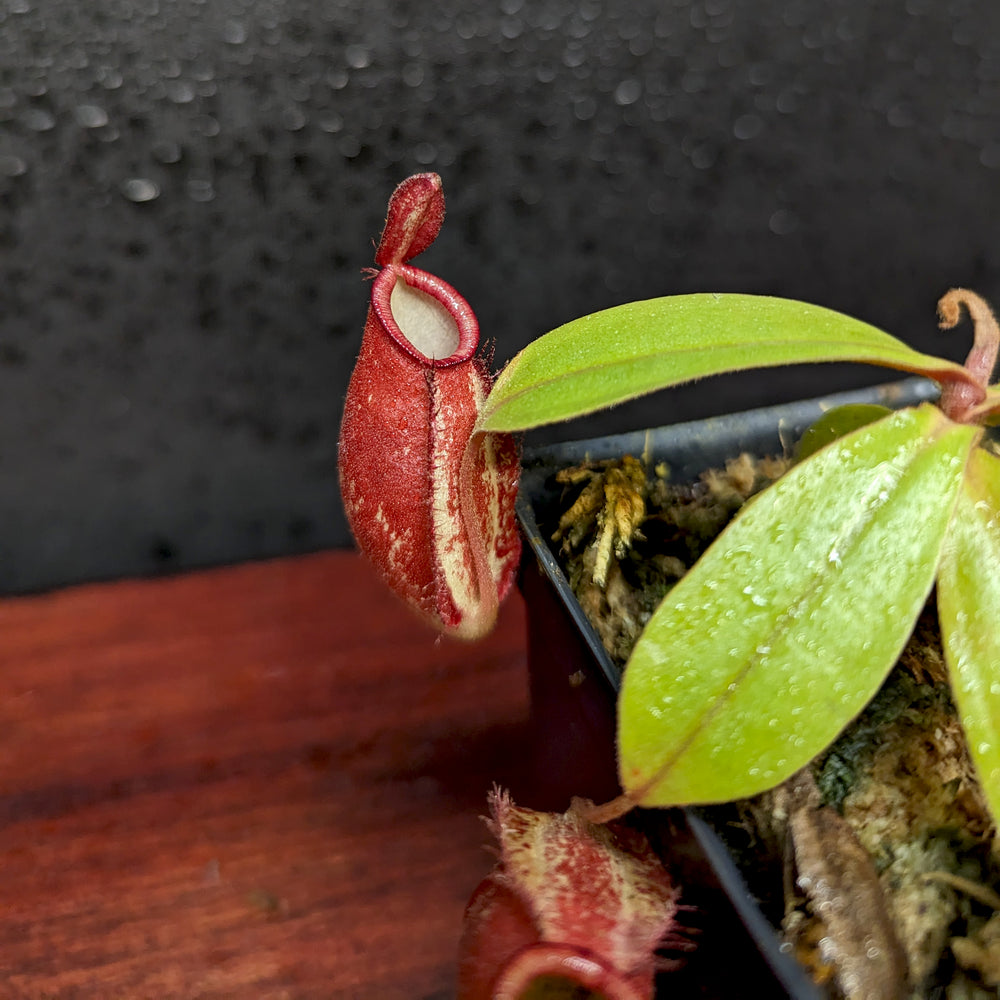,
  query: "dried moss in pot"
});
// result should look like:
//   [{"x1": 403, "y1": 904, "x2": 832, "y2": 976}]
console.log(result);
[
  {"x1": 553, "y1": 452, "x2": 790, "y2": 672},
  {"x1": 552, "y1": 452, "x2": 1000, "y2": 999}
]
